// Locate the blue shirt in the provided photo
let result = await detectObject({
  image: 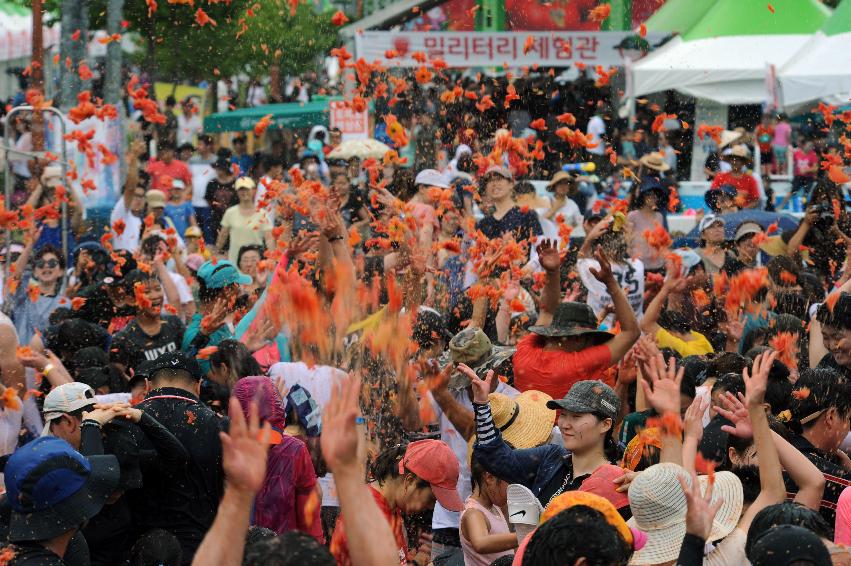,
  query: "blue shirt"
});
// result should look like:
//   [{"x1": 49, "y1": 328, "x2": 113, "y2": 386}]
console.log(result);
[
  {"x1": 164, "y1": 201, "x2": 195, "y2": 237},
  {"x1": 231, "y1": 154, "x2": 253, "y2": 176}
]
